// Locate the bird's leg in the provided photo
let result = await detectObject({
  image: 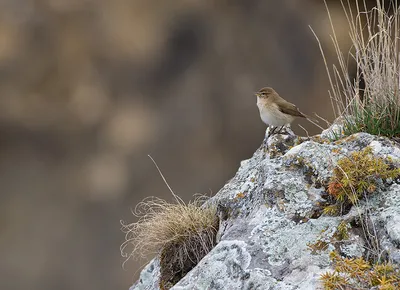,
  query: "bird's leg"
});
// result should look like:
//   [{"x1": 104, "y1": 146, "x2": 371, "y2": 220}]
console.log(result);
[
  {"x1": 264, "y1": 126, "x2": 275, "y2": 151},
  {"x1": 275, "y1": 125, "x2": 284, "y2": 134},
  {"x1": 269, "y1": 126, "x2": 277, "y2": 136},
  {"x1": 263, "y1": 137, "x2": 268, "y2": 150}
]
